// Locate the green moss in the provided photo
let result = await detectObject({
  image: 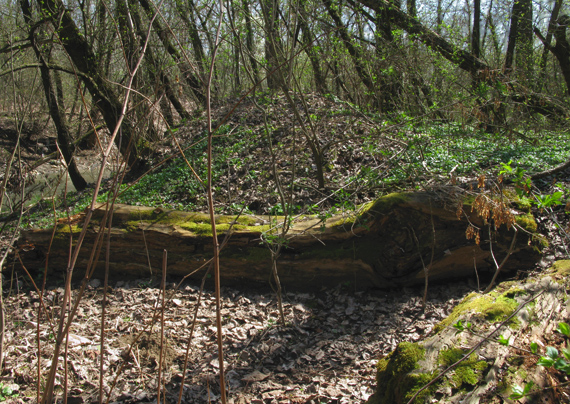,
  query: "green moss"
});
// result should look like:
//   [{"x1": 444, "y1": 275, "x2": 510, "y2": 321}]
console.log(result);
[
  {"x1": 438, "y1": 348, "x2": 488, "y2": 390},
  {"x1": 127, "y1": 208, "x2": 167, "y2": 222},
  {"x1": 434, "y1": 291, "x2": 519, "y2": 333},
  {"x1": 121, "y1": 207, "x2": 272, "y2": 237},
  {"x1": 515, "y1": 213, "x2": 537, "y2": 233},
  {"x1": 548, "y1": 260, "x2": 570, "y2": 276},
  {"x1": 365, "y1": 193, "x2": 410, "y2": 216},
  {"x1": 371, "y1": 342, "x2": 436, "y2": 404},
  {"x1": 54, "y1": 224, "x2": 82, "y2": 235},
  {"x1": 502, "y1": 288, "x2": 527, "y2": 299}
]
